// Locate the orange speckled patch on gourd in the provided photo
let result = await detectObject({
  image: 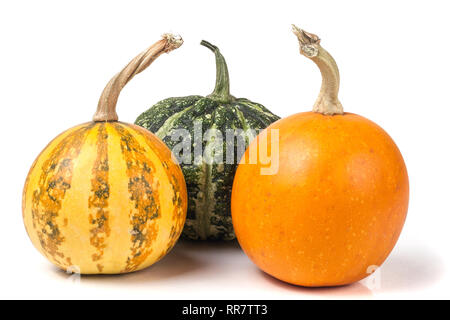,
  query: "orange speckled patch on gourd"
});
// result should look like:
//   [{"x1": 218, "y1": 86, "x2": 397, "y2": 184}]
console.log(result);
[
  {"x1": 113, "y1": 123, "x2": 162, "y2": 273},
  {"x1": 28, "y1": 123, "x2": 95, "y2": 266},
  {"x1": 129, "y1": 124, "x2": 187, "y2": 259},
  {"x1": 88, "y1": 123, "x2": 111, "y2": 272},
  {"x1": 159, "y1": 166, "x2": 185, "y2": 258}
]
